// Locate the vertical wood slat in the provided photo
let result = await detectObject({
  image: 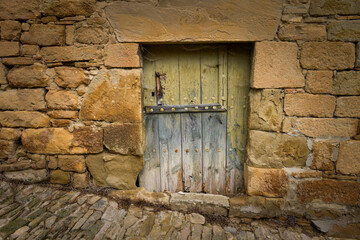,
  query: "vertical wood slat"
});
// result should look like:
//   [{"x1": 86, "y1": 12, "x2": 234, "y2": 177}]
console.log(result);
[
  {"x1": 201, "y1": 49, "x2": 219, "y2": 104},
  {"x1": 181, "y1": 113, "x2": 202, "y2": 193},
  {"x1": 218, "y1": 47, "x2": 228, "y2": 109},
  {"x1": 202, "y1": 112, "x2": 227, "y2": 194},
  {"x1": 139, "y1": 114, "x2": 161, "y2": 192},
  {"x1": 143, "y1": 51, "x2": 156, "y2": 107},
  {"x1": 226, "y1": 46, "x2": 251, "y2": 195},
  {"x1": 159, "y1": 113, "x2": 183, "y2": 192}
]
